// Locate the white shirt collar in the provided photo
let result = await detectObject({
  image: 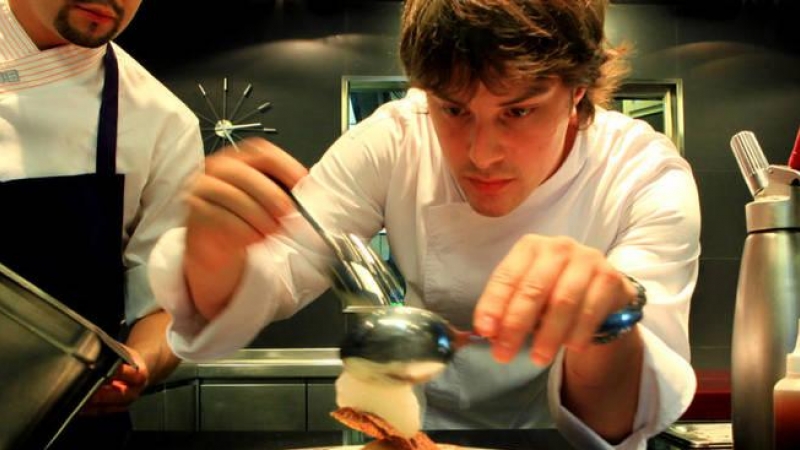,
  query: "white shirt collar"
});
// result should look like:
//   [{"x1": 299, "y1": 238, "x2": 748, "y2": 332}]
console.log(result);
[{"x1": 0, "y1": 0, "x2": 104, "y2": 93}]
